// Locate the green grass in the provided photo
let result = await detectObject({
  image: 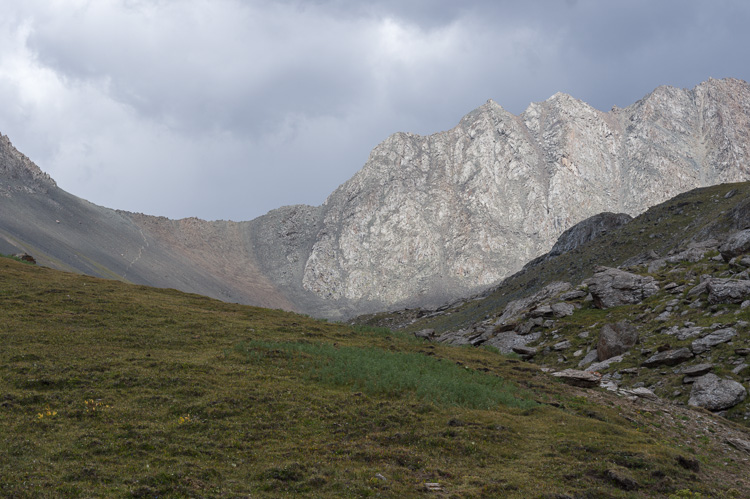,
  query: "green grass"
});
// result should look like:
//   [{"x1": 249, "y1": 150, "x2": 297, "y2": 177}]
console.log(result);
[
  {"x1": 233, "y1": 340, "x2": 537, "y2": 410},
  {"x1": 1, "y1": 257, "x2": 748, "y2": 497}
]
